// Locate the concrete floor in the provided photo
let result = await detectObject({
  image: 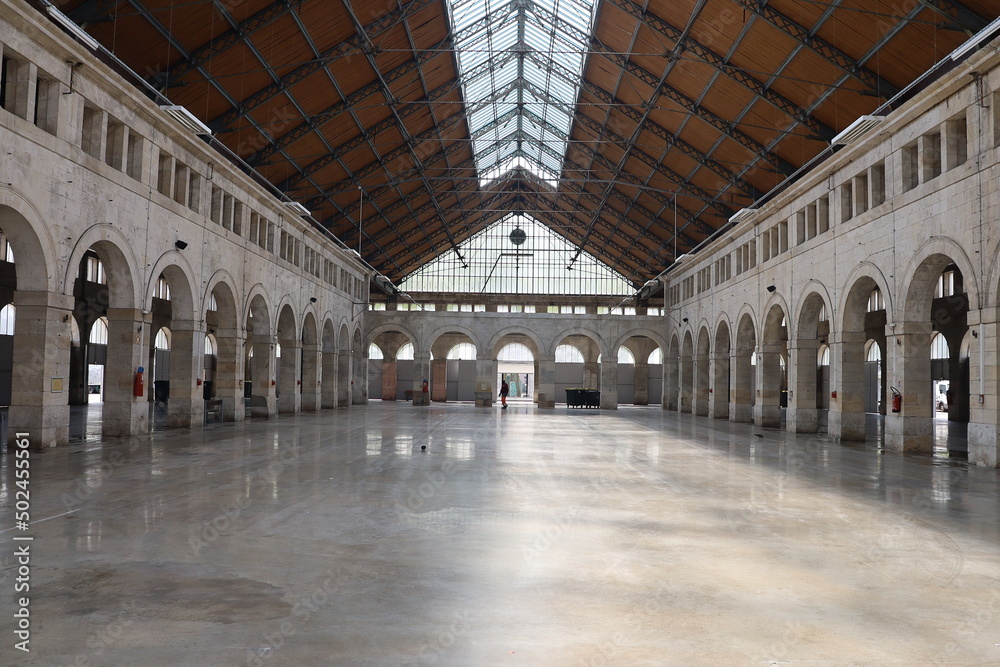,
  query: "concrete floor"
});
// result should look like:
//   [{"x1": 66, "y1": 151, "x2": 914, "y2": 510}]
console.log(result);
[{"x1": 3, "y1": 403, "x2": 1000, "y2": 666}]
